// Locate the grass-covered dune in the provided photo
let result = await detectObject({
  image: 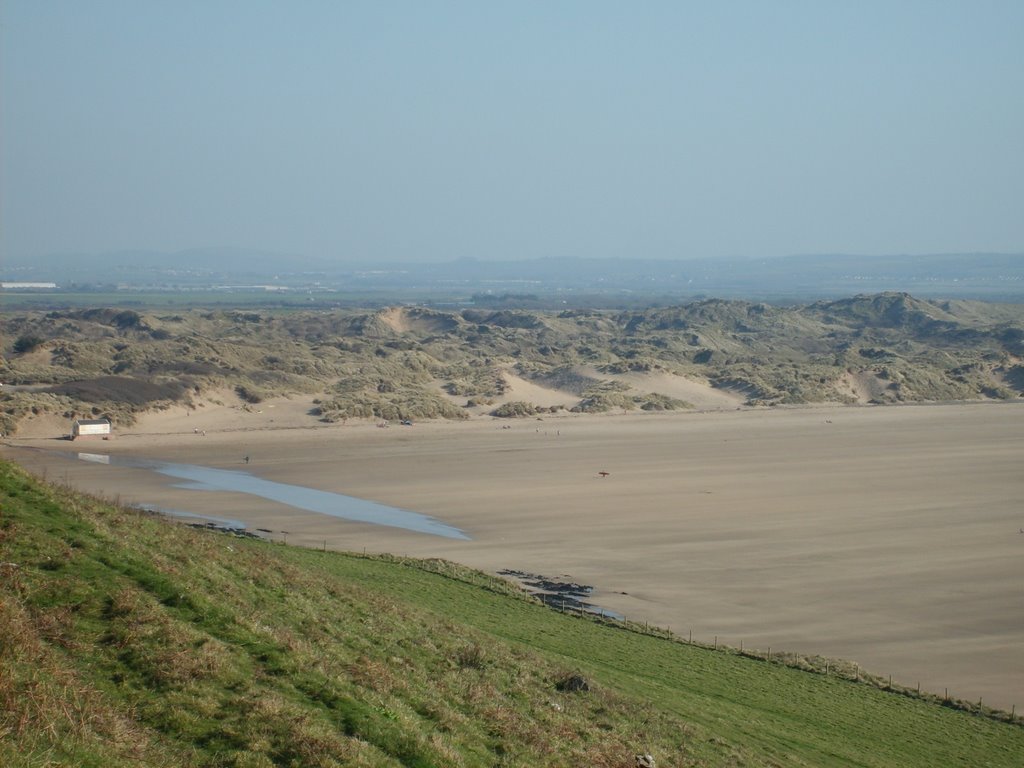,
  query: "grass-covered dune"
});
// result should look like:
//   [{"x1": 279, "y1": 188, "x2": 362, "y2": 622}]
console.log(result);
[
  {"x1": 1, "y1": 459, "x2": 1022, "y2": 767},
  {"x1": 3, "y1": 292, "x2": 1024, "y2": 435}
]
